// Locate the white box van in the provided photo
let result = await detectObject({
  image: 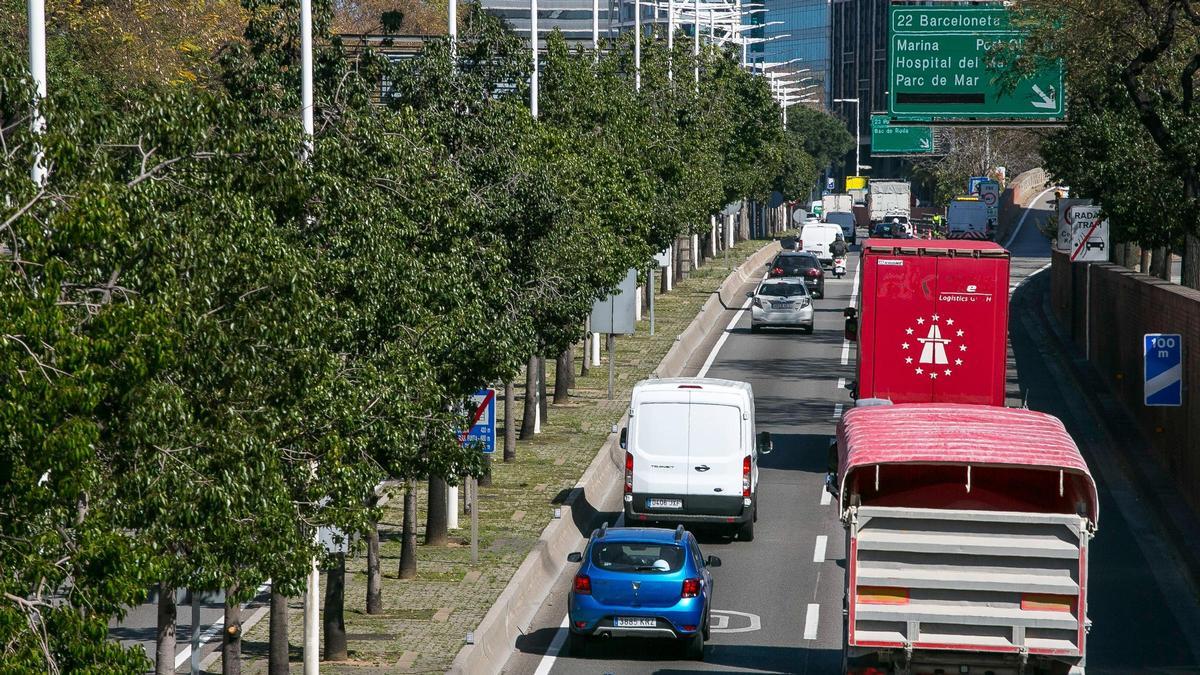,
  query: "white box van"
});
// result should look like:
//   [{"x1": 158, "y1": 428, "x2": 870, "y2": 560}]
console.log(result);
[
  {"x1": 620, "y1": 378, "x2": 771, "y2": 541},
  {"x1": 800, "y1": 222, "x2": 842, "y2": 266}
]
